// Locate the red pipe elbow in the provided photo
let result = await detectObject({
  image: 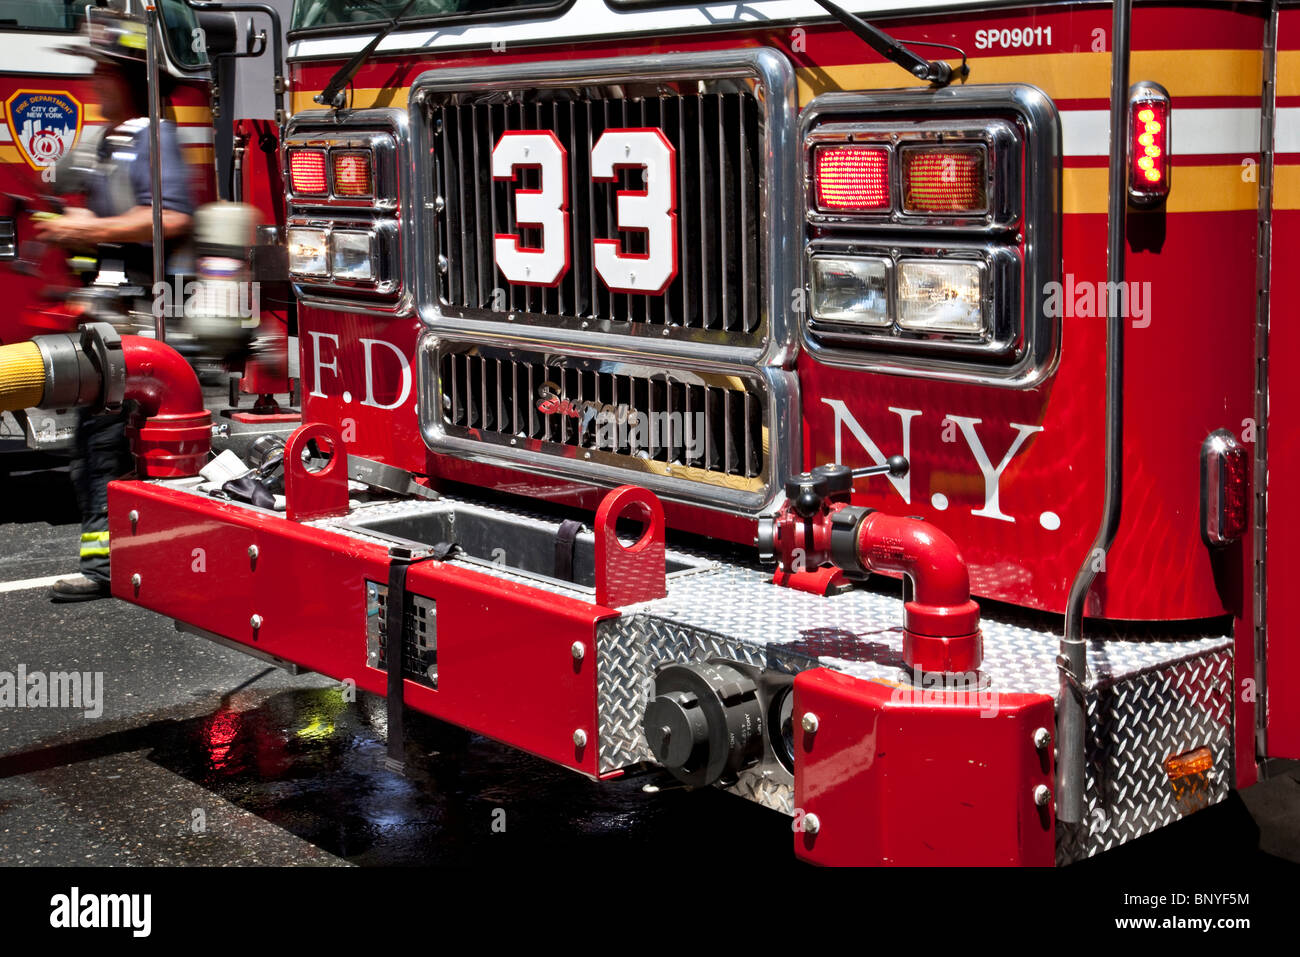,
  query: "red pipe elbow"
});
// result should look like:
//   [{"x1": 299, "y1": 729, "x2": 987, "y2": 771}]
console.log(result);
[
  {"x1": 121, "y1": 335, "x2": 211, "y2": 477},
  {"x1": 856, "y1": 511, "x2": 983, "y2": 674}
]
